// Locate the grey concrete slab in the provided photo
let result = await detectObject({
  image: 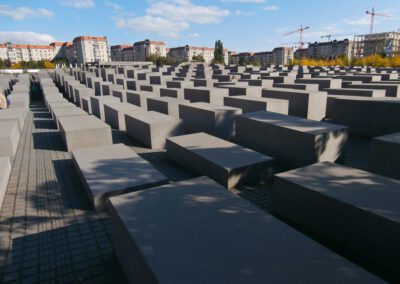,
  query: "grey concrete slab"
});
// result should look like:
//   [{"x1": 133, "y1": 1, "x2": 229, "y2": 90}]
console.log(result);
[
  {"x1": 58, "y1": 115, "x2": 112, "y2": 152},
  {"x1": 218, "y1": 85, "x2": 263, "y2": 97},
  {"x1": 236, "y1": 111, "x2": 348, "y2": 167},
  {"x1": 81, "y1": 97, "x2": 92, "y2": 114},
  {"x1": 0, "y1": 156, "x2": 11, "y2": 209},
  {"x1": 74, "y1": 88, "x2": 95, "y2": 108},
  {"x1": 275, "y1": 162, "x2": 400, "y2": 276},
  {"x1": 224, "y1": 96, "x2": 288, "y2": 114},
  {"x1": 335, "y1": 75, "x2": 381, "y2": 83},
  {"x1": 109, "y1": 176, "x2": 382, "y2": 284},
  {"x1": 125, "y1": 110, "x2": 184, "y2": 149},
  {"x1": 326, "y1": 96, "x2": 400, "y2": 137},
  {"x1": 112, "y1": 89, "x2": 127, "y2": 102},
  {"x1": 179, "y1": 102, "x2": 241, "y2": 140},
  {"x1": 273, "y1": 83, "x2": 319, "y2": 92},
  {"x1": 72, "y1": 143, "x2": 168, "y2": 211},
  {"x1": 160, "y1": 88, "x2": 184, "y2": 99},
  {"x1": 90, "y1": 96, "x2": 121, "y2": 121},
  {"x1": 104, "y1": 102, "x2": 144, "y2": 131},
  {"x1": 52, "y1": 106, "x2": 88, "y2": 129},
  {"x1": 326, "y1": 88, "x2": 385, "y2": 98},
  {"x1": 183, "y1": 88, "x2": 228, "y2": 105},
  {"x1": 126, "y1": 91, "x2": 157, "y2": 109},
  {"x1": 0, "y1": 121, "x2": 20, "y2": 157},
  {"x1": 166, "y1": 133, "x2": 274, "y2": 187},
  {"x1": 346, "y1": 83, "x2": 400, "y2": 98},
  {"x1": 369, "y1": 132, "x2": 400, "y2": 180},
  {"x1": 147, "y1": 97, "x2": 188, "y2": 117},
  {"x1": 295, "y1": 78, "x2": 342, "y2": 91},
  {"x1": 262, "y1": 88, "x2": 327, "y2": 121},
  {"x1": 0, "y1": 108, "x2": 26, "y2": 132}
]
